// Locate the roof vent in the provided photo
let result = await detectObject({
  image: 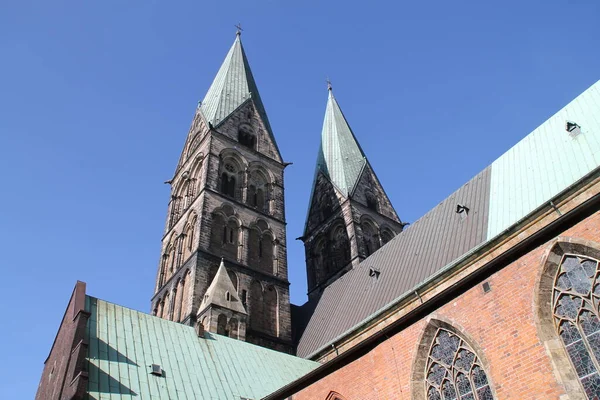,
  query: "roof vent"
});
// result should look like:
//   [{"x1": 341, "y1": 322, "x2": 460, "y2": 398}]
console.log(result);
[
  {"x1": 150, "y1": 364, "x2": 163, "y2": 376},
  {"x1": 566, "y1": 121, "x2": 582, "y2": 138},
  {"x1": 456, "y1": 204, "x2": 469, "y2": 220},
  {"x1": 369, "y1": 267, "x2": 381, "y2": 281}
]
